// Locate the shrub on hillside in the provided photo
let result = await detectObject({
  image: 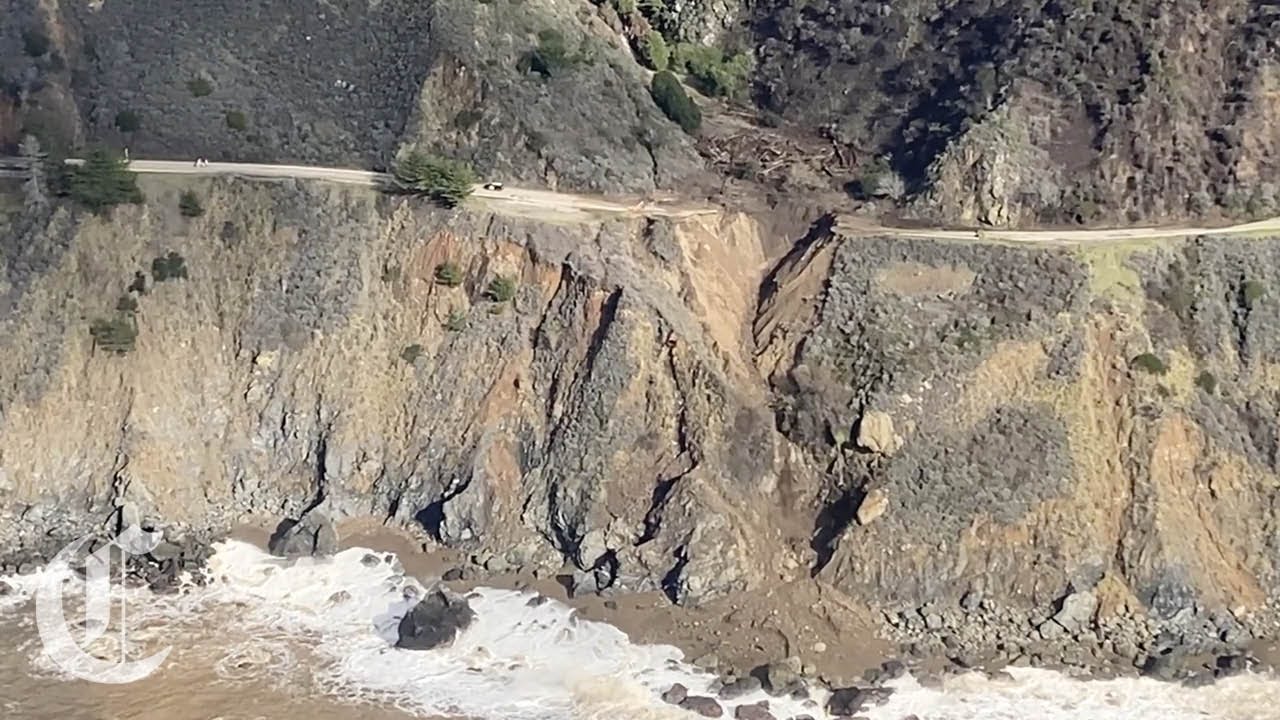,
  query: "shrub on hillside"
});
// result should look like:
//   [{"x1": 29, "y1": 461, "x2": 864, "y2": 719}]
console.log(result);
[
  {"x1": 188, "y1": 78, "x2": 213, "y2": 97},
  {"x1": 1243, "y1": 280, "x2": 1266, "y2": 306},
  {"x1": 641, "y1": 31, "x2": 670, "y2": 71},
  {"x1": 90, "y1": 316, "x2": 137, "y2": 354},
  {"x1": 1195, "y1": 371, "x2": 1218, "y2": 394},
  {"x1": 434, "y1": 261, "x2": 464, "y2": 287},
  {"x1": 22, "y1": 29, "x2": 50, "y2": 57},
  {"x1": 393, "y1": 151, "x2": 477, "y2": 207},
  {"x1": 225, "y1": 110, "x2": 248, "y2": 131},
  {"x1": 179, "y1": 190, "x2": 204, "y2": 217},
  {"x1": 114, "y1": 110, "x2": 140, "y2": 133},
  {"x1": 518, "y1": 29, "x2": 590, "y2": 78},
  {"x1": 152, "y1": 251, "x2": 189, "y2": 281},
  {"x1": 69, "y1": 148, "x2": 143, "y2": 213},
  {"x1": 1130, "y1": 353, "x2": 1167, "y2": 375},
  {"x1": 486, "y1": 275, "x2": 517, "y2": 302},
  {"x1": 672, "y1": 44, "x2": 751, "y2": 99},
  {"x1": 650, "y1": 71, "x2": 701, "y2": 133}
]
